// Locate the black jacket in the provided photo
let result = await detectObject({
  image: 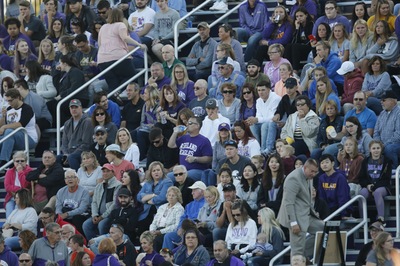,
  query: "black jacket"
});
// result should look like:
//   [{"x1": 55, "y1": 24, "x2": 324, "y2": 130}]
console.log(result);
[
  {"x1": 174, "y1": 177, "x2": 195, "y2": 207},
  {"x1": 359, "y1": 156, "x2": 392, "y2": 190},
  {"x1": 146, "y1": 138, "x2": 179, "y2": 169},
  {"x1": 26, "y1": 162, "x2": 65, "y2": 199},
  {"x1": 109, "y1": 203, "x2": 143, "y2": 241}
]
